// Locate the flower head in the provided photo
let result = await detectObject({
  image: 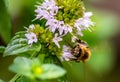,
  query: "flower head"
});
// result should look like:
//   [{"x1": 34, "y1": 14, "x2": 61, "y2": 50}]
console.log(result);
[
  {"x1": 35, "y1": 0, "x2": 95, "y2": 36},
  {"x1": 25, "y1": 32, "x2": 38, "y2": 45},
  {"x1": 52, "y1": 33, "x2": 62, "y2": 48}
]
